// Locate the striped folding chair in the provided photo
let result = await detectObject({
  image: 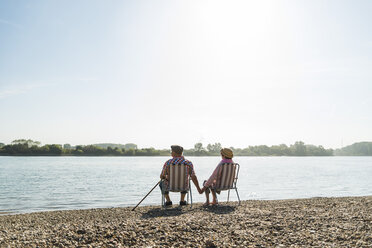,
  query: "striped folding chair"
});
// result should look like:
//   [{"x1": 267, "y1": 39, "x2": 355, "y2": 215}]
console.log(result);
[
  {"x1": 161, "y1": 163, "x2": 193, "y2": 208},
  {"x1": 214, "y1": 163, "x2": 241, "y2": 205}
]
